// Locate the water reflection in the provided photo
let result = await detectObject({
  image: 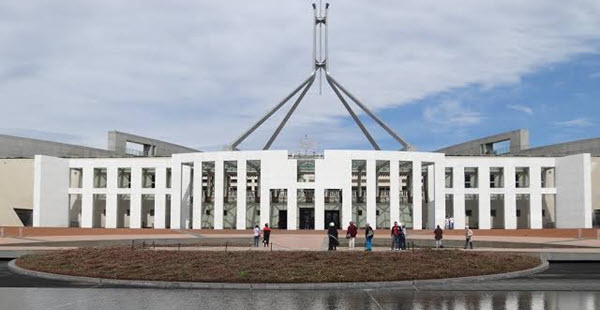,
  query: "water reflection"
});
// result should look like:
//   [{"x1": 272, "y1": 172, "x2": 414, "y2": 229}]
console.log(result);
[
  {"x1": 368, "y1": 291, "x2": 599, "y2": 310},
  {"x1": 0, "y1": 288, "x2": 598, "y2": 310}
]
